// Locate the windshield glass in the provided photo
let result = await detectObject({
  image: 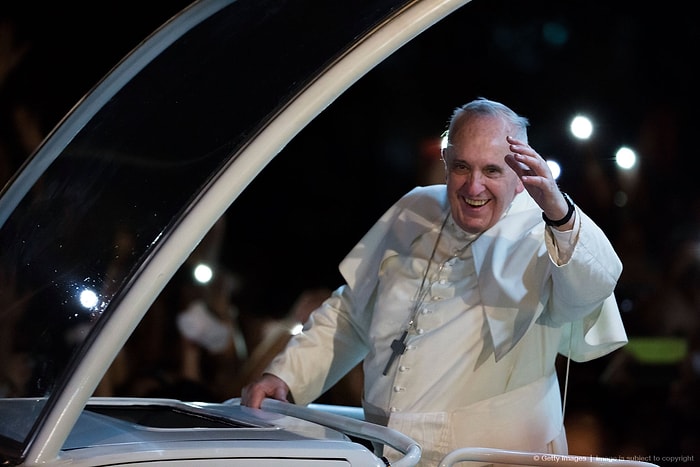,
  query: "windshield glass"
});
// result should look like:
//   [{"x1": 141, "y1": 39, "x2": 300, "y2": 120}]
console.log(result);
[{"x1": 0, "y1": 0, "x2": 409, "y2": 451}]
